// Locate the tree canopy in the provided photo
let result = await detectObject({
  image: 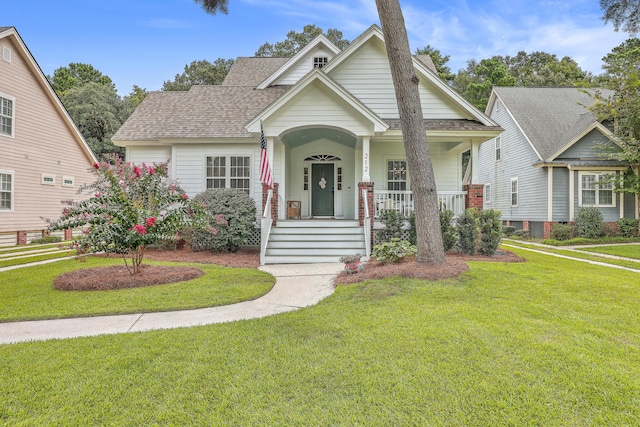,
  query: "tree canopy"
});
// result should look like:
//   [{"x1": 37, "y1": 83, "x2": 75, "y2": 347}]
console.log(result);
[
  {"x1": 414, "y1": 45, "x2": 455, "y2": 82},
  {"x1": 48, "y1": 63, "x2": 115, "y2": 94},
  {"x1": 162, "y1": 58, "x2": 235, "y2": 91},
  {"x1": 255, "y1": 25, "x2": 350, "y2": 57},
  {"x1": 601, "y1": 0, "x2": 640, "y2": 33},
  {"x1": 194, "y1": 0, "x2": 228, "y2": 14}
]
